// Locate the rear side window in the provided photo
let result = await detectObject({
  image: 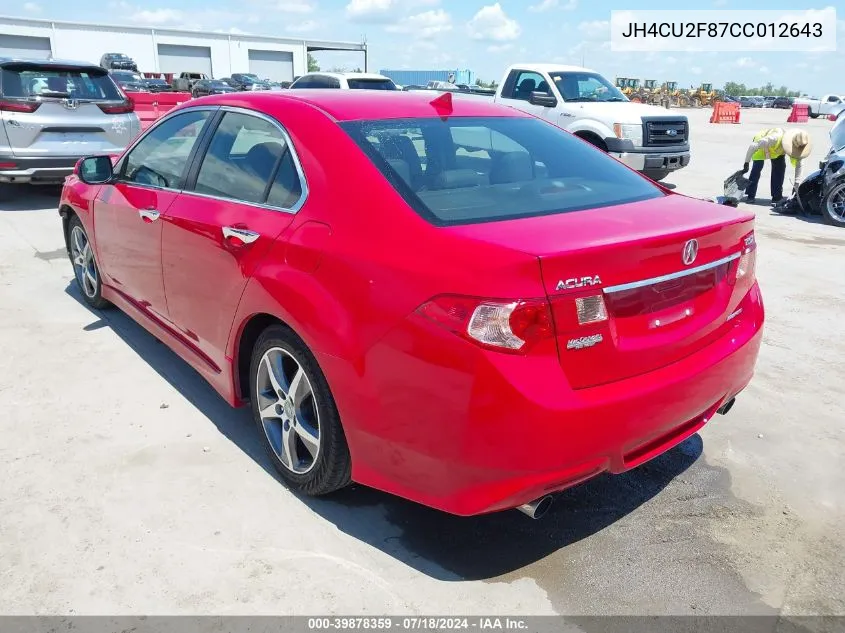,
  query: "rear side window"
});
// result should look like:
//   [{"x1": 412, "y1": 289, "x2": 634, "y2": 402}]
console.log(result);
[
  {"x1": 193, "y1": 111, "x2": 302, "y2": 208},
  {"x1": 0, "y1": 64, "x2": 123, "y2": 101},
  {"x1": 341, "y1": 116, "x2": 663, "y2": 226},
  {"x1": 347, "y1": 78, "x2": 397, "y2": 90}
]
